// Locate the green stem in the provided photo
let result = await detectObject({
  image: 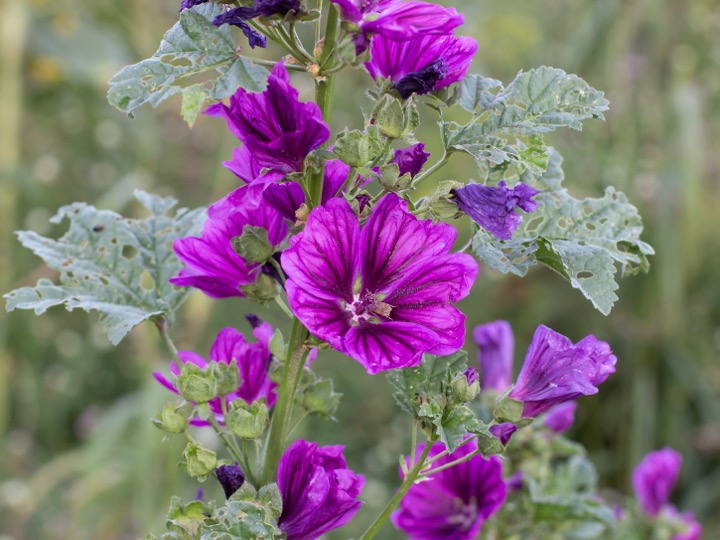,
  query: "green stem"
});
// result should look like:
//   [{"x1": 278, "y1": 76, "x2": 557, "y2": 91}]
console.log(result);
[
  {"x1": 245, "y1": 57, "x2": 306, "y2": 72},
  {"x1": 412, "y1": 152, "x2": 450, "y2": 186},
  {"x1": 418, "y1": 449, "x2": 482, "y2": 479},
  {"x1": 206, "y1": 412, "x2": 258, "y2": 486},
  {"x1": 262, "y1": 317, "x2": 310, "y2": 483},
  {"x1": 423, "y1": 434, "x2": 477, "y2": 467},
  {"x1": 274, "y1": 296, "x2": 295, "y2": 319},
  {"x1": 359, "y1": 441, "x2": 434, "y2": 540}
]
